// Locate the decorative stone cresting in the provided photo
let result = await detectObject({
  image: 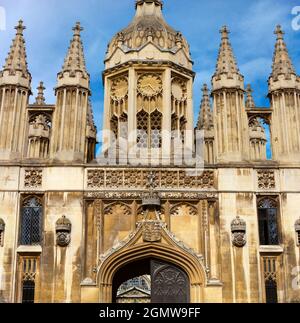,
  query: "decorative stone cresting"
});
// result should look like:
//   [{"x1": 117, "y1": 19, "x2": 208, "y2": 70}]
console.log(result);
[
  {"x1": 56, "y1": 215, "x2": 72, "y2": 247},
  {"x1": 231, "y1": 216, "x2": 246, "y2": 247}
]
